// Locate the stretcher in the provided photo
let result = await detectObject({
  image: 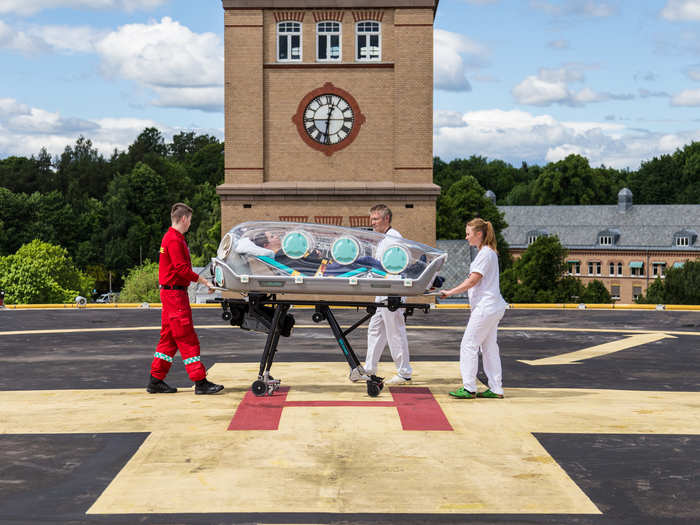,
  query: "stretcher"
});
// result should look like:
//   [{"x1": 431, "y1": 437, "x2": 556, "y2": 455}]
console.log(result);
[
  {"x1": 211, "y1": 221, "x2": 445, "y2": 396},
  {"x1": 218, "y1": 294, "x2": 431, "y2": 397}
]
